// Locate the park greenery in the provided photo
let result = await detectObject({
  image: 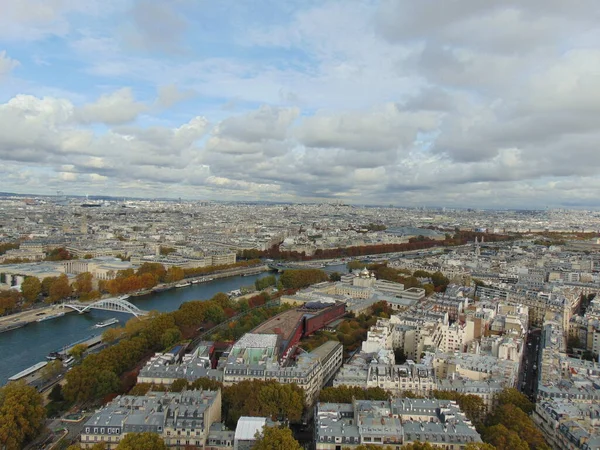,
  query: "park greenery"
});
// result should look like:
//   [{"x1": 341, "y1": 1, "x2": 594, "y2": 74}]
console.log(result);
[
  {"x1": 238, "y1": 230, "x2": 516, "y2": 262},
  {"x1": 0, "y1": 381, "x2": 46, "y2": 450},
  {"x1": 255, "y1": 274, "x2": 277, "y2": 291},
  {"x1": 61, "y1": 290, "x2": 279, "y2": 405},
  {"x1": 279, "y1": 268, "x2": 330, "y2": 289}
]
